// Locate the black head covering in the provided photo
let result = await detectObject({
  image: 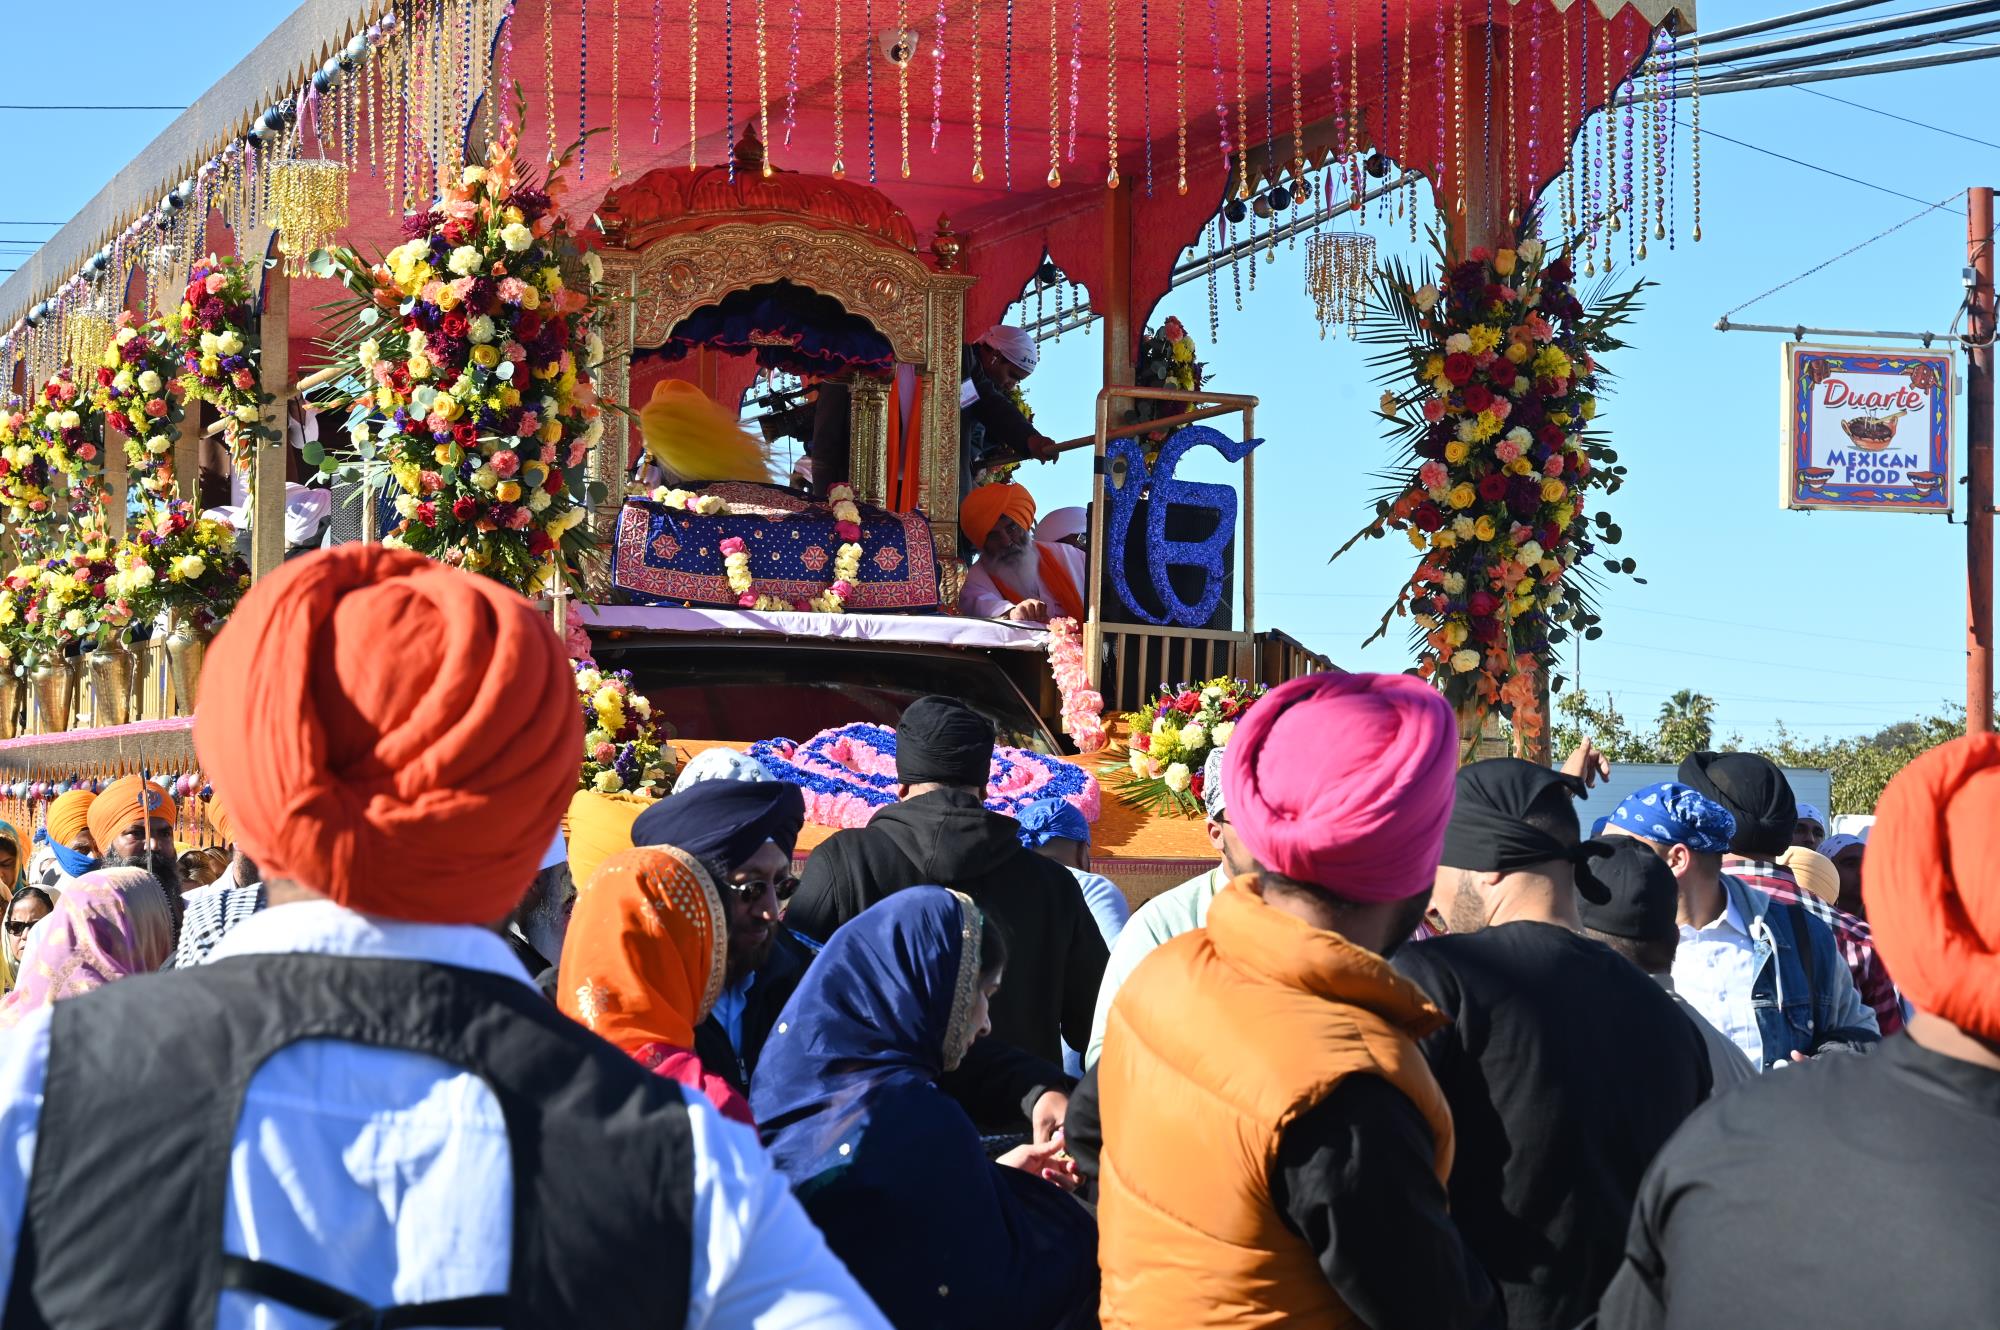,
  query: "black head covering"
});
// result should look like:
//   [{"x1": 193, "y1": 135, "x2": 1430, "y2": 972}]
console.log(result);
[
  {"x1": 1677, "y1": 751, "x2": 1796, "y2": 860},
  {"x1": 1439, "y1": 757, "x2": 1612, "y2": 904},
  {"x1": 630, "y1": 779, "x2": 807, "y2": 870},
  {"x1": 895, "y1": 696, "x2": 995, "y2": 788},
  {"x1": 1579, "y1": 838, "x2": 1680, "y2": 944}
]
